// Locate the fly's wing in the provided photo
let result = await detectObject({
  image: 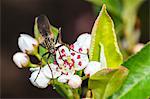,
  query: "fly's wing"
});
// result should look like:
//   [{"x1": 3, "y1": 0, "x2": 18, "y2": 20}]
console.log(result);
[{"x1": 37, "y1": 15, "x2": 54, "y2": 38}]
